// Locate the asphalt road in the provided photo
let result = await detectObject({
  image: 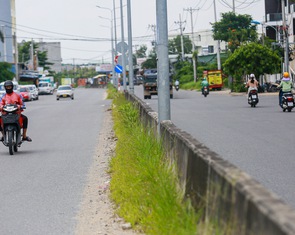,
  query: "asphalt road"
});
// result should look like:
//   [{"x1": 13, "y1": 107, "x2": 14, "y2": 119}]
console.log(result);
[
  {"x1": 134, "y1": 85, "x2": 295, "y2": 210},
  {"x1": 0, "y1": 88, "x2": 111, "y2": 235}
]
